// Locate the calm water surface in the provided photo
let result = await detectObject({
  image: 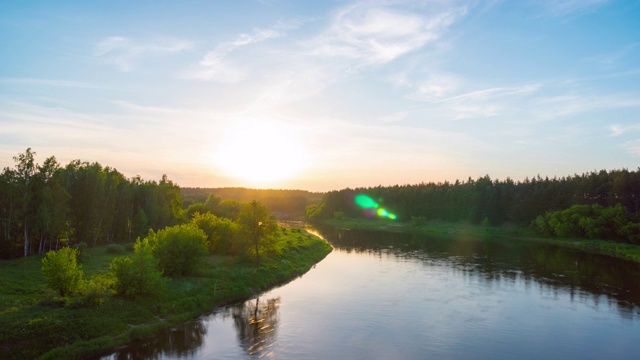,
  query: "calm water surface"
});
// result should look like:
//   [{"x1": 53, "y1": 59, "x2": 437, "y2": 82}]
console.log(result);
[{"x1": 104, "y1": 226, "x2": 640, "y2": 359}]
